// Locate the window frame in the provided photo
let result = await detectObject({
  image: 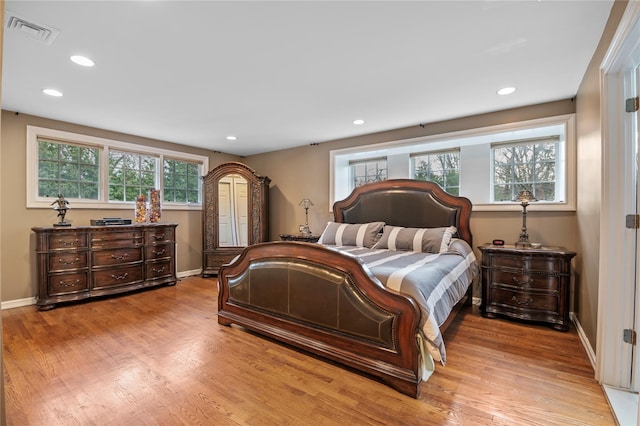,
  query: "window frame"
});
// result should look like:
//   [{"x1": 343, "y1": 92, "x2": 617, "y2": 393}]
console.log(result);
[
  {"x1": 330, "y1": 114, "x2": 576, "y2": 212},
  {"x1": 27, "y1": 126, "x2": 209, "y2": 210},
  {"x1": 410, "y1": 148, "x2": 461, "y2": 195},
  {"x1": 349, "y1": 156, "x2": 388, "y2": 189},
  {"x1": 490, "y1": 136, "x2": 562, "y2": 203}
]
